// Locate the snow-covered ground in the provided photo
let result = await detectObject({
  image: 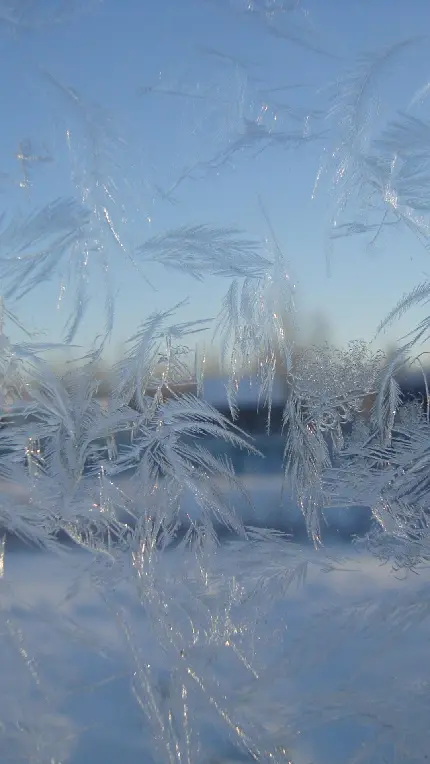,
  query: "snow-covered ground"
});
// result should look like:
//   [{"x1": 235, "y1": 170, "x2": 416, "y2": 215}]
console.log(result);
[{"x1": 1, "y1": 538, "x2": 429, "y2": 763}]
